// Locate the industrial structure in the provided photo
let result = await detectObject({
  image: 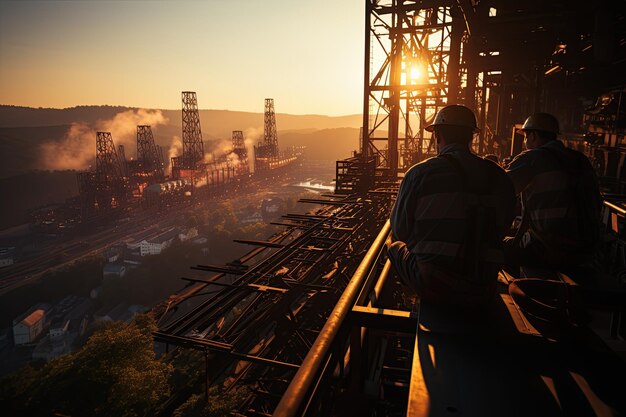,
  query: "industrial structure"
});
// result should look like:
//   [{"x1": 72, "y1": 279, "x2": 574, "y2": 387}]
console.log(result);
[
  {"x1": 135, "y1": 125, "x2": 165, "y2": 182},
  {"x1": 72, "y1": 93, "x2": 300, "y2": 223},
  {"x1": 255, "y1": 98, "x2": 280, "y2": 161},
  {"x1": 255, "y1": 98, "x2": 299, "y2": 171},
  {"x1": 171, "y1": 91, "x2": 205, "y2": 179},
  {"x1": 76, "y1": 132, "x2": 128, "y2": 220},
  {"x1": 232, "y1": 130, "x2": 247, "y2": 160},
  {"x1": 153, "y1": 1, "x2": 626, "y2": 416}
]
